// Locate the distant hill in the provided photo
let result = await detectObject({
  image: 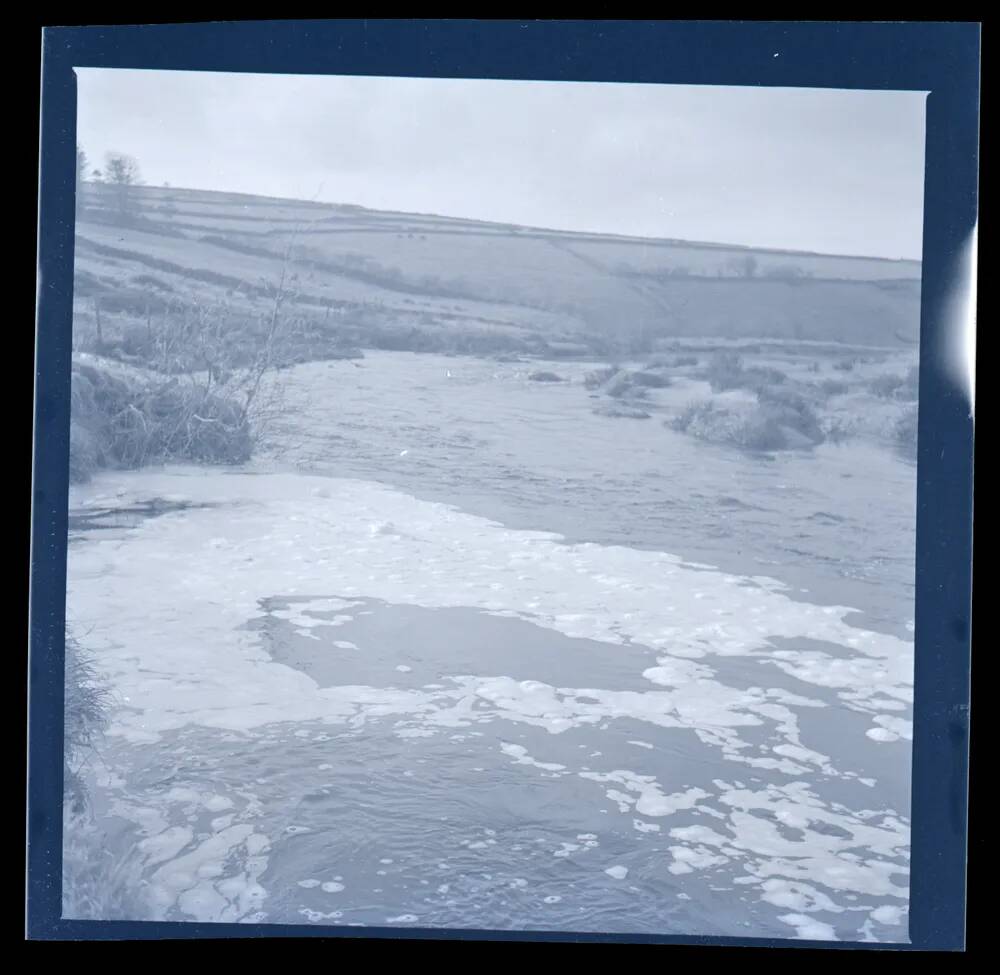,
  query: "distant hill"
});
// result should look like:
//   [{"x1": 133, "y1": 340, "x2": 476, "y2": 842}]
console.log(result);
[{"x1": 74, "y1": 183, "x2": 922, "y2": 357}]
